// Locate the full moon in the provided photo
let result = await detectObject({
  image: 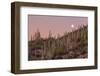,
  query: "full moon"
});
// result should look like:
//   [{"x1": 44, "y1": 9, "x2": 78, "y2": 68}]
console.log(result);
[{"x1": 71, "y1": 24, "x2": 74, "y2": 28}]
